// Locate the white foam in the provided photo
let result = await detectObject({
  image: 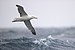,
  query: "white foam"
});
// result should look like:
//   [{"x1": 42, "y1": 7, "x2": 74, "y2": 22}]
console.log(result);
[
  {"x1": 44, "y1": 42, "x2": 48, "y2": 46},
  {"x1": 47, "y1": 35, "x2": 55, "y2": 39},
  {"x1": 40, "y1": 38, "x2": 48, "y2": 46},
  {"x1": 66, "y1": 40, "x2": 69, "y2": 43},
  {"x1": 33, "y1": 39, "x2": 40, "y2": 44},
  {"x1": 40, "y1": 38, "x2": 46, "y2": 42}
]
